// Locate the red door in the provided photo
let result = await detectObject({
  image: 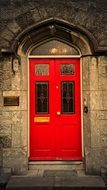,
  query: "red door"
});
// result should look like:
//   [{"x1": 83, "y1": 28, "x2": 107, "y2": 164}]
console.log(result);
[{"x1": 29, "y1": 58, "x2": 82, "y2": 160}]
